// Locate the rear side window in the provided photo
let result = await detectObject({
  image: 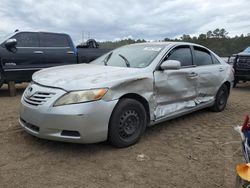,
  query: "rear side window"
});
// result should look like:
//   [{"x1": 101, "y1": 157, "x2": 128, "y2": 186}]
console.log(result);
[
  {"x1": 40, "y1": 33, "x2": 70, "y2": 47},
  {"x1": 13, "y1": 32, "x2": 39, "y2": 47},
  {"x1": 211, "y1": 54, "x2": 221, "y2": 64},
  {"x1": 194, "y1": 47, "x2": 213, "y2": 66},
  {"x1": 167, "y1": 46, "x2": 193, "y2": 67}
]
